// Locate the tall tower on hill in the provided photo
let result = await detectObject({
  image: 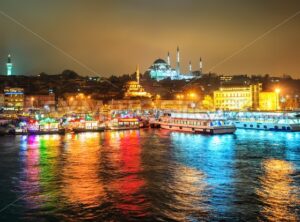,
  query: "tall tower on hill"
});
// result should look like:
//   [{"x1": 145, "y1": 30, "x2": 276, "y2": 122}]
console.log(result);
[
  {"x1": 199, "y1": 57, "x2": 203, "y2": 74},
  {"x1": 6, "y1": 54, "x2": 13, "y2": 76},
  {"x1": 136, "y1": 64, "x2": 140, "y2": 84},
  {"x1": 176, "y1": 46, "x2": 180, "y2": 75}
]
